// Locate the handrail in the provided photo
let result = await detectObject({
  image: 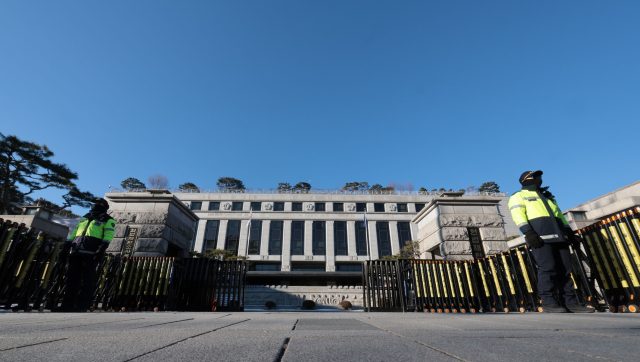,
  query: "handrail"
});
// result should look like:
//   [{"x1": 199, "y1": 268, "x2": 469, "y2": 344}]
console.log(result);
[{"x1": 107, "y1": 188, "x2": 509, "y2": 197}]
